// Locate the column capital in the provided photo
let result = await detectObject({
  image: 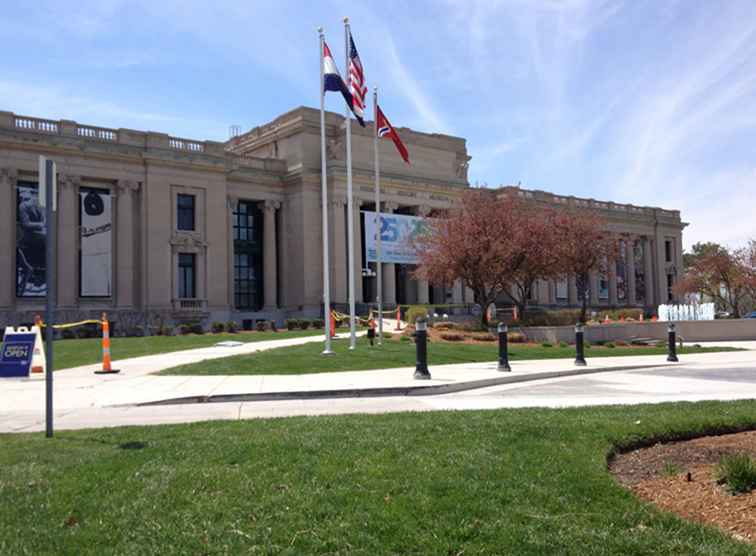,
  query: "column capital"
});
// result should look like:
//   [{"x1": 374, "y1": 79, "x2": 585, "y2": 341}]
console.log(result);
[
  {"x1": 0, "y1": 167, "x2": 18, "y2": 185},
  {"x1": 329, "y1": 198, "x2": 346, "y2": 209},
  {"x1": 115, "y1": 179, "x2": 140, "y2": 195},
  {"x1": 416, "y1": 205, "x2": 432, "y2": 217},
  {"x1": 59, "y1": 174, "x2": 81, "y2": 190},
  {"x1": 262, "y1": 199, "x2": 281, "y2": 212},
  {"x1": 383, "y1": 202, "x2": 398, "y2": 212},
  {"x1": 353, "y1": 198, "x2": 365, "y2": 208}
]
